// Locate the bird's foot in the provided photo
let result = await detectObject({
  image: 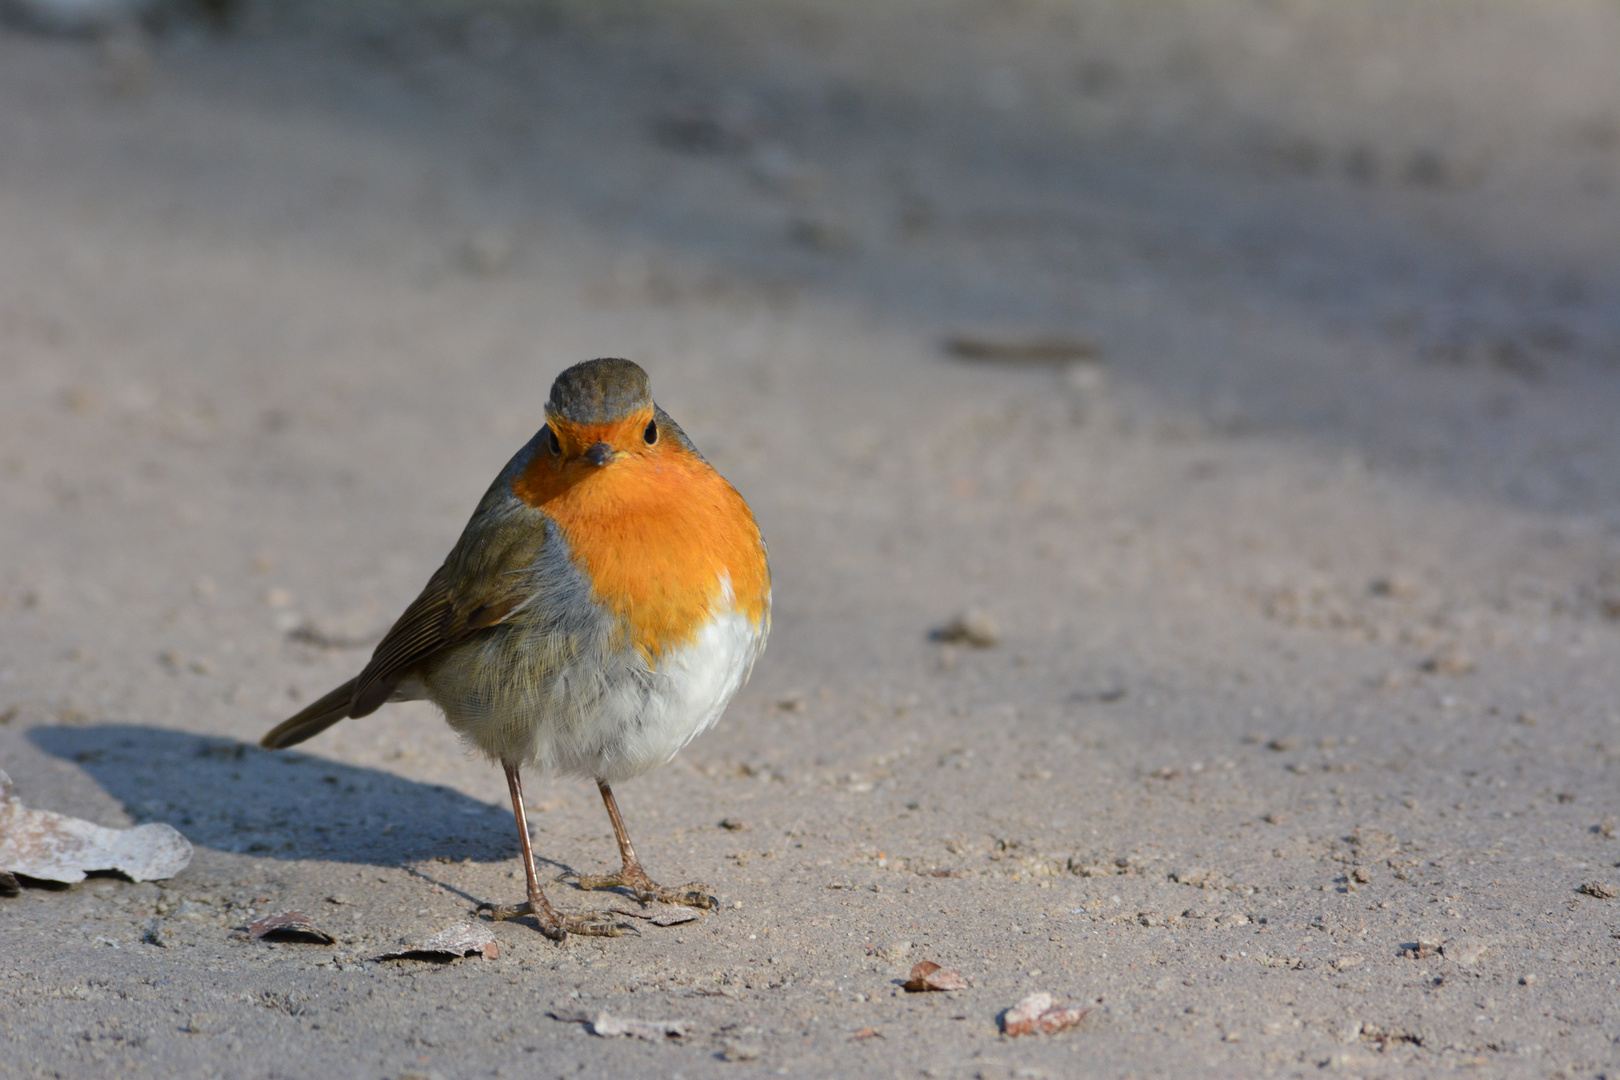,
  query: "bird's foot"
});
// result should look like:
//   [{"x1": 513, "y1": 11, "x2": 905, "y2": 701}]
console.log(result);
[
  {"x1": 478, "y1": 898, "x2": 625, "y2": 940},
  {"x1": 576, "y1": 866, "x2": 717, "y2": 910}
]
